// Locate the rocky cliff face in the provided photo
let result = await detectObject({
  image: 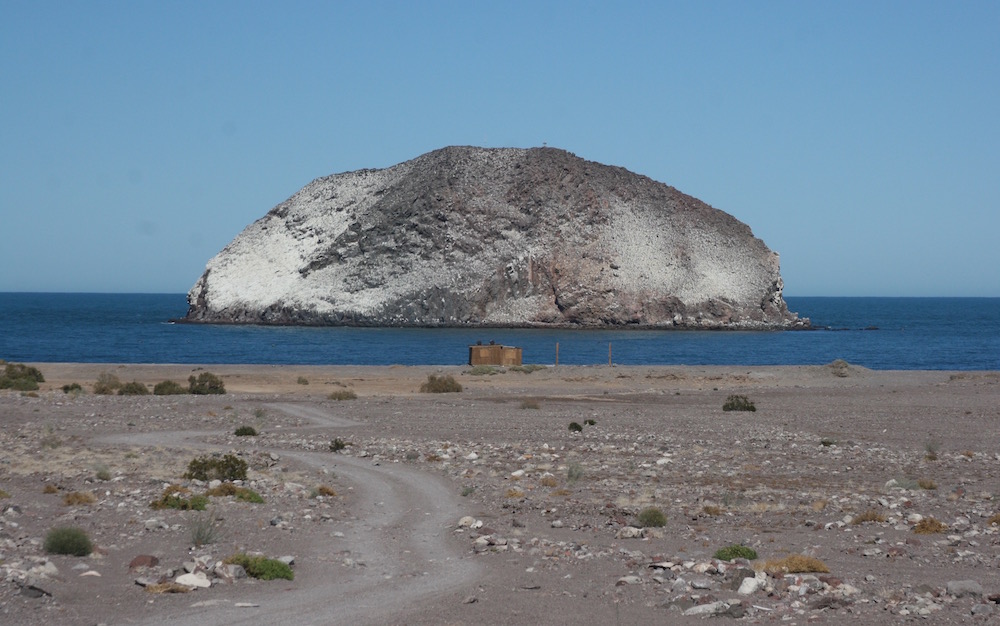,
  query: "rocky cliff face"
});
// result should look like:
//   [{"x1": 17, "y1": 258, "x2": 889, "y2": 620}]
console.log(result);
[{"x1": 185, "y1": 146, "x2": 807, "y2": 329}]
